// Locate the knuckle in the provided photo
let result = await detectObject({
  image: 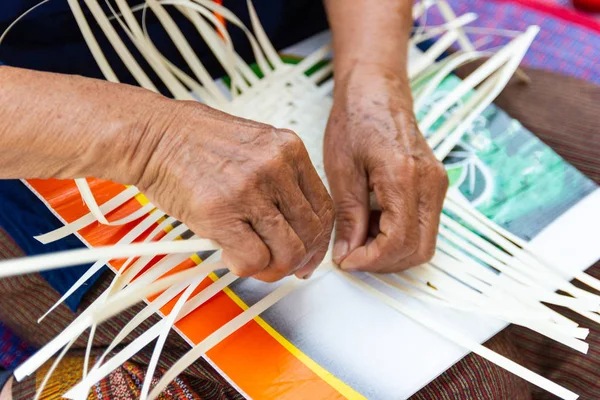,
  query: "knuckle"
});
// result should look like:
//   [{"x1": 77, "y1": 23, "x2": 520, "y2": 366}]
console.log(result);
[
  {"x1": 236, "y1": 250, "x2": 271, "y2": 277},
  {"x1": 223, "y1": 251, "x2": 268, "y2": 277},
  {"x1": 272, "y1": 128, "x2": 304, "y2": 154},
  {"x1": 259, "y1": 156, "x2": 295, "y2": 184},
  {"x1": 258, "y1": 212, "x2": 282, "y2": 231},
  {"x1": 433, "y1": 161, "x2": 449, "y2": 182},
  {"x1": 274, "y1": 245, "x2": 306, "y2": 274},
  {"x1": 228, "y1": 262, "x2": 263, "y2": 278},
  {"x1": 385, "y1": 229, "x2": 418, "y2": 256},
  {"x1": 433, "y1": 159, "x2": 446, "y2": 175},
  {"x1": 253, "y1": 247, "x2": 271, "y2": 271},
  {"x1": 424, "y1": 158, "x2": 448, "y2": 184},
  {"x1": 280, "y1": 131, "x2": 310, "y2": 163},
  {"x1": 278, "y1": 246, "x2": 307, "y2": 272},
  {"x1": 419, "y1": 242, "x2": 437, "y2": 264},
  {"x1": 249, "y1": 129, "x2": 300, "y2": 177},
  {"x1": 403, "y1": 155, "x2": 418, "y2": 173},
  {"x1": 383, "y1": 224, "x2": 405, "y2": 247},
  {"x1": 386, "y1": 154, "x2": 418, "y2": 178},
  {"x1": 279, "y1": 128, "x2": 304, "y2": 148},
  {"x1": 268, "y1": 262, "x2": 292, "y2": 276},
  {"x1": 370, "y1": 248, "x2": 384, "y2": 265},
  {"x1": 225, "y1": 248, "x2": 268, "y2": 277},
  {"x1": 256, "y1": 270, "x2": 287, "y2": 283},
  {"x1": 439, "y1": 170, "x2": 450, "y2": 191}
]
